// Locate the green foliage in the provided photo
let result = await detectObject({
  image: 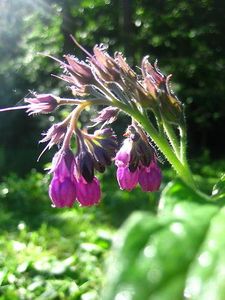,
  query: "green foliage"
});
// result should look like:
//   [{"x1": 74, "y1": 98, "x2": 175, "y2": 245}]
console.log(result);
[
  {"x1": 0, "y1": 167, "x2": 161, "y2": 299},
  {"x1": 101, "y1": 178, "x2": 225, "y2": 300},
  {"x1": 0, "y1": 162, "x2": 225, "y2": 299},
  {"x1": 0, "y1": 171, "x2": 113, "y2": 299},
  {"x1": 212, "y1": 174, "x2": 225, "y2": 200}
]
